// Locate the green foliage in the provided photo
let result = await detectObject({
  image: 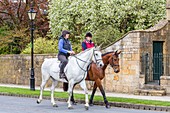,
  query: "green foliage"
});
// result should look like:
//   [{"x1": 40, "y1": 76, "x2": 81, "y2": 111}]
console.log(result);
[
  {"x1": 49, "y1": 0, "x2": 166, "y2": 49},
  {"x1": 71, "y1": 39, "x2": 82, "y2": 53},
  {"x1": 0, "y1": 25, "x2": 30, "y2": 54},
  {"x1": 0, "y1": 26, "x2": 10, "y2": 54},
  {"x1": 0, "y1": 26, "x2": 9, "y2": 37},
  {"x1": 22, "y1": 37, "x2": 58, "y2": 54},
  {"x1": 0, "y1": 46, "x2": 10, "y2": 54}
]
